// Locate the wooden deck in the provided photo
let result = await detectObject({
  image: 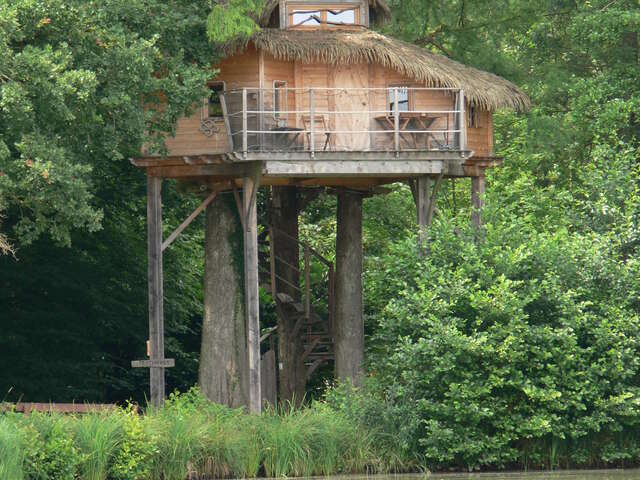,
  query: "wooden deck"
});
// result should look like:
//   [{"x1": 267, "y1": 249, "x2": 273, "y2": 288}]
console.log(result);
[{"x1": 131, "y1": 151, "x2": 500, "y2": 191}]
